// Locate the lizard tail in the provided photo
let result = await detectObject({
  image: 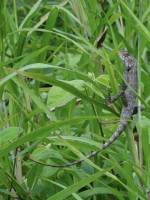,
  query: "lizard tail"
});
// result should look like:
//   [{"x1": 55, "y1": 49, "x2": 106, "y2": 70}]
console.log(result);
[
  {"x1": 30, "y1": 121, "x2": 127, "y2": 168},
  {"x1": 29, "y1": 150, "x2": 100, "y2": 168},
  {"x1": 63, "y1": 120, "x2": 128, "y2": 167},
  {"x1": 29, "y1": 121, "x2": 128, "y2": 168},
  {"x1": 102, "y1": 120, "x2": 128, "y2": 149}
]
